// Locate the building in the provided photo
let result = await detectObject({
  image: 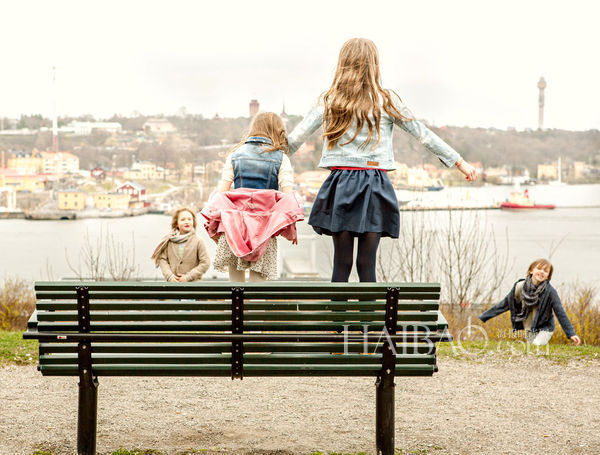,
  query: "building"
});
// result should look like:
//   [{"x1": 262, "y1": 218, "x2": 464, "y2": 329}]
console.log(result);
[
  {"x1": 58, "y1": 121, "x2": 122, "y2": 135},
  {"x1": 537, "y1": 163, "x2": 558, "y2": 180},
  {"x1": 124, "y1": 161, "x2": 165, "y2": 180},
  {"x1": 572, "y1": 161, "x2": 586, "y2": 180},
  {"x1": 117, "y1": 181, "x2": 146, "y2": 208},
  {"x1": 249, "y1": 99, "x2": 259, "y2": 117},
  {"x1": 0, "y1": 170, "x2": 47, "y2": 192},
  {"x1": 0, "y1": 186, "x2": 17, "y2": 211},
  {"x1": 58, "y1": 190, "x2": 86, "y2": 211},
  {"x1": 93, "y1": 193, "x2": 130, "y2": 210},
  {"x1": 90, "y1": 167, "x2": 107, "y2": 181},
  {"x1": 143, "y1": 118, "x2": 176, "y2": 134},
  {"x1": 7, "y1": 150, "x2": 43, "y2": 174},
  {"x1": 40, "y1": 151, "x2": 80, "y2": 175}
]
